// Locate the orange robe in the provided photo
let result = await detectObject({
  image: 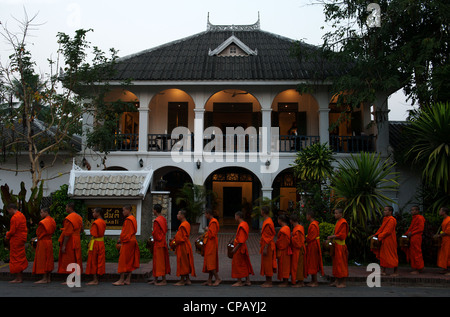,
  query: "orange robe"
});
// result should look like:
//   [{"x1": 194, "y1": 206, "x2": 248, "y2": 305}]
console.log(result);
[
  {"x1": 437, "y1": 216, "x2": 450, "y2": 270},
  {"x1": 259, "y1": 217, "x2": 276, "y2": 277},
  {"x1": 32, "y1": 216, "x2": 56, "y2": 275},
  {"x1": 305, "y1": 220, "x2": 324, "y2": 276},
  {"x1": 152, "y1": 215, "x2": 171, "y2": 277},
  {"x1": 202, "y1": 217, "x2": 219, "y2": 273},
  {"x1": 372, "y1": 215, "x2": 398, "y2": 268},
  {"x1": 232, "y1": 221, "x2": 254, "y2": 279},
  {"x1": 118, "y1": 215, "x2": 140, "y2": 273},
  {"x1": 290, "y1": 224, "x2": 306, "y2": 283},
  {"x1": 174, "y1": 221, "x2": 196, "y2": 277},
  {"x1": 332, "y1": 218, "x2": 349, "y2": 278},
  {"x1": 85, "y1": 218, "x2": 106, "y2": 275},
  {"x1": 403, "y1": 214, "x2": 425, "y2": 270},
  {"x1": 276, "y1": 225, "x2": 292, "y2": 280},
  {"x1": 57, "y1": 212, "x2": 83, "y2": 274},
  {"x1": 6, "y1": 211, "x2": 28, "y2": 274}
]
